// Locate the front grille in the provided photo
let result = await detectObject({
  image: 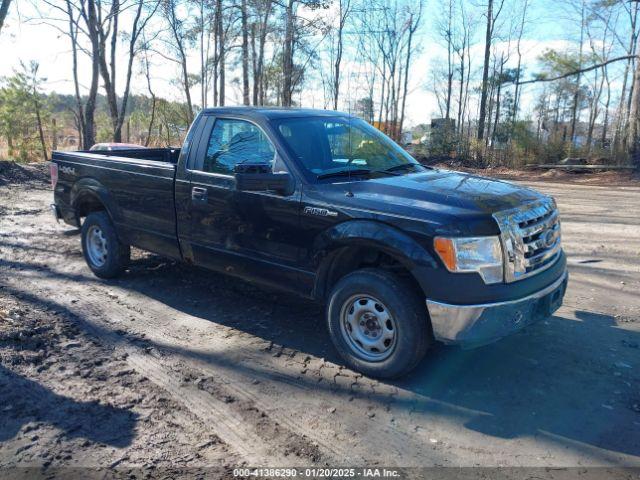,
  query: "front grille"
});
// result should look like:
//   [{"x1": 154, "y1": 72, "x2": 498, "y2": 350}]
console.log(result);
[{"x1": 493, "y1": 199, "x2": 562, "y2": 282}]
